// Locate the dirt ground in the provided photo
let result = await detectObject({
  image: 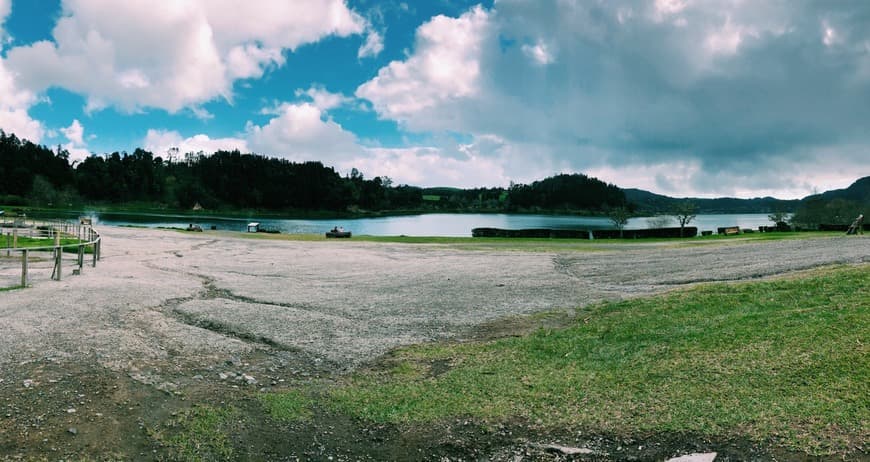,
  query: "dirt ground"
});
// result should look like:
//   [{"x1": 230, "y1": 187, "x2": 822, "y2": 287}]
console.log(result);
[{"x1": 0, "y1": 227, "x2": 868, "y2": 460}]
